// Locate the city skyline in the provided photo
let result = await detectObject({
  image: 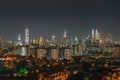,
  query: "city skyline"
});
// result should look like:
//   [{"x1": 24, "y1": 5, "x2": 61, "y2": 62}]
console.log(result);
[{"x1": 0, "y1": 0, "x2": 120, "y2": 40}]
